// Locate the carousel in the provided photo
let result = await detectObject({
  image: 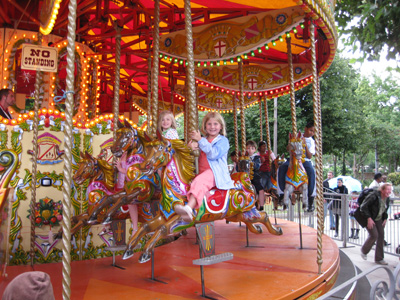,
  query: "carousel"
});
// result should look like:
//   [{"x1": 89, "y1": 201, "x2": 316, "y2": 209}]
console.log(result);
[{"x1": 0, "y1": 0, "x2": 341, "y2": 299}]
